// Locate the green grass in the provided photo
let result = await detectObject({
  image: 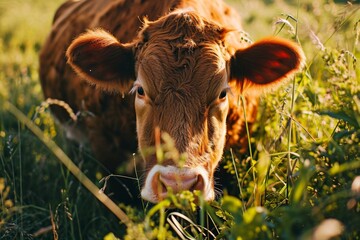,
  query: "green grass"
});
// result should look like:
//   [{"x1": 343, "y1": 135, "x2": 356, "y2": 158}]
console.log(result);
[{"x1": 1, "y1": 0, "x2": 360, "y2": 239}]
